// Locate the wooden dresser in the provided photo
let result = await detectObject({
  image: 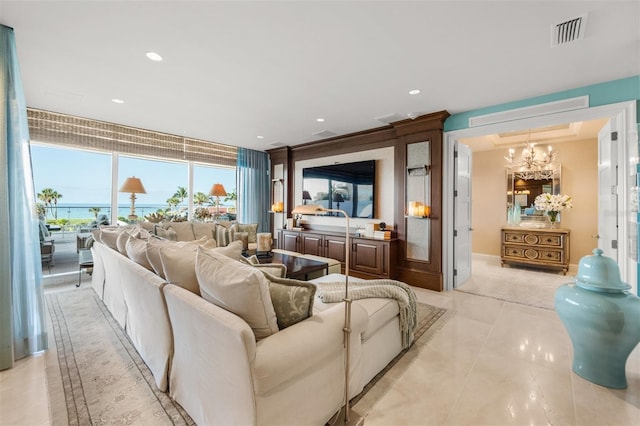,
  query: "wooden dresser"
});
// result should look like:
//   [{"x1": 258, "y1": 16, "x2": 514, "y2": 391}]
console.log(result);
[{"x1": 500, "y1": 226, "x2": 570, "y2": 274}]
